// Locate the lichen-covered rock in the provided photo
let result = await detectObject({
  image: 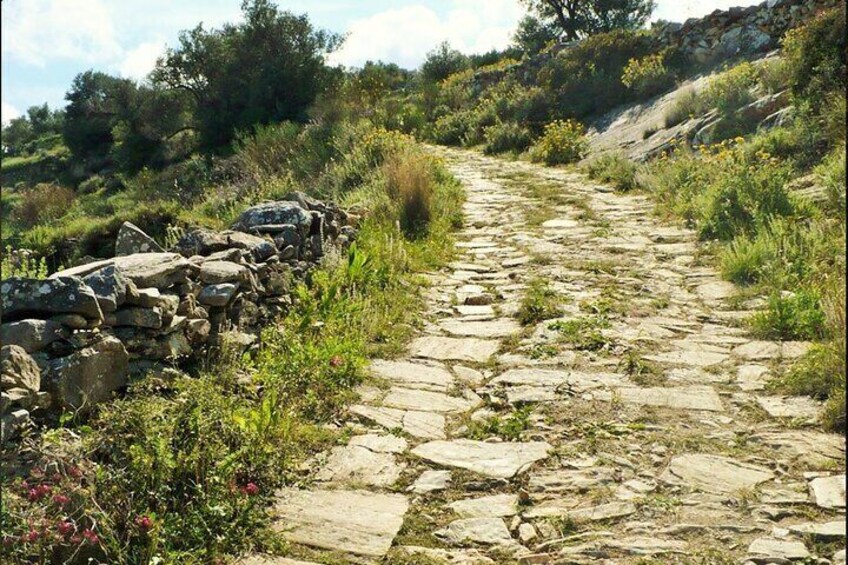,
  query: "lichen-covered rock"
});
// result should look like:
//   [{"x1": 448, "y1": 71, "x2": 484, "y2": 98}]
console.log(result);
[
  {"x1": 0, "y1": 320, "x2": 69, "y2": 353},
  {"x1": 1, "y1": 345, "x2": 41, "y2": 393},
  {"x1": 44, "y1": 336, "x2": 129, "y2": 410},
  {"x1": 1, "y1": 276, "x2": 103, "y2": 322},
  {"x1": 199, "y1": 283, "x2": 238, "y2": 307},
  {"x1": 200, "y1": 261, "x2": 249, "y2": 285},
  {"x1": 82, "y1": 265, "x2": 129, "y2": 313},
  {"x1": 115, "y1": 221, "x2": 164, "y2": 256},
  {"x1": 53, "y1": 253, "x2": 192, "y2": 290},
  {"x1": 232, "y1": 201, "x2": 312, "y2": 232}
]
